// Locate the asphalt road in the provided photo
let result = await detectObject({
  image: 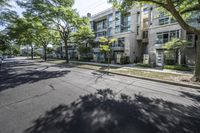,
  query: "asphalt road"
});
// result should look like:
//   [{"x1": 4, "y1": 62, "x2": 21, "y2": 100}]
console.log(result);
[{"x1": 0, "y1": 57, "x2": 200, "y2": 133}]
